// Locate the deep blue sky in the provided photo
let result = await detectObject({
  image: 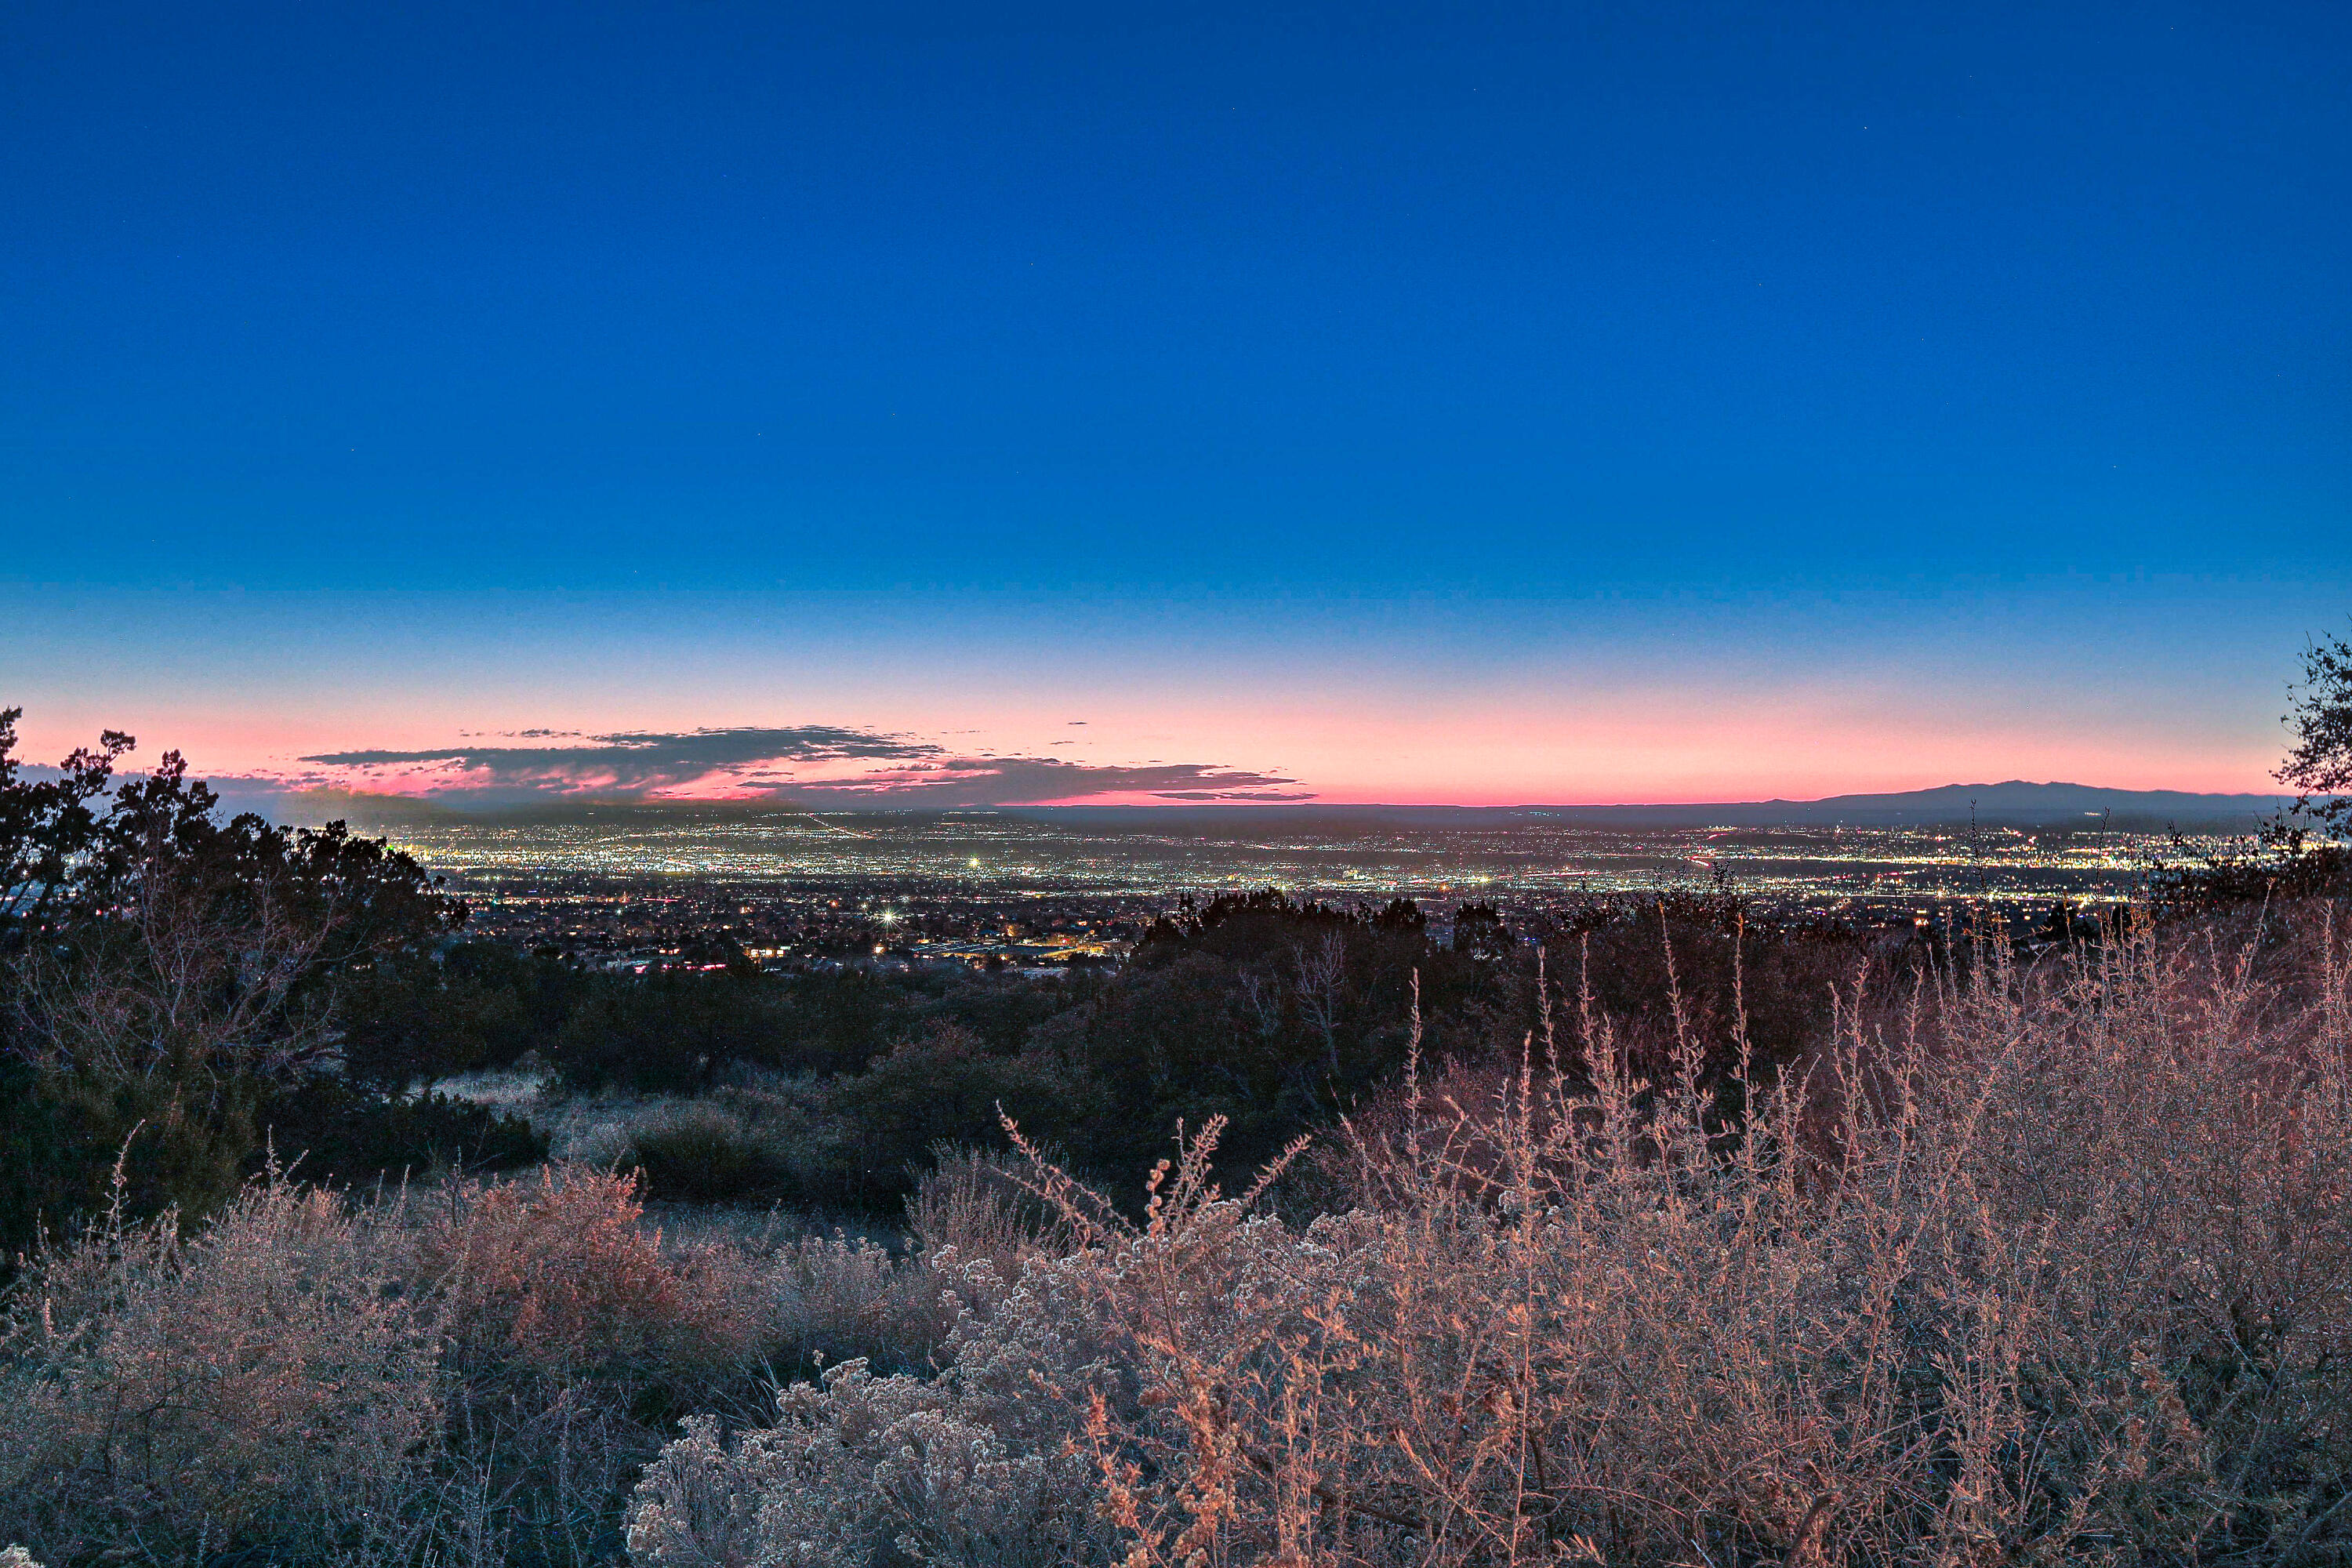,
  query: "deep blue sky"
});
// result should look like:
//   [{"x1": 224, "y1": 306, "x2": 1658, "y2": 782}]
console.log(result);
[{"x1": 4, "y1": 2, "x2": 2348, "y2": 800}]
